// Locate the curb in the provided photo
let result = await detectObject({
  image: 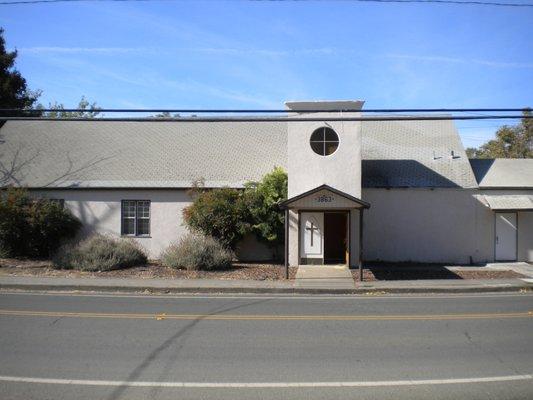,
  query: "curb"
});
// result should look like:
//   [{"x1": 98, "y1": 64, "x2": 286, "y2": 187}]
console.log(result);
[{"x1": 1, "y1": 283, "x2": 531, "y2": 295}]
